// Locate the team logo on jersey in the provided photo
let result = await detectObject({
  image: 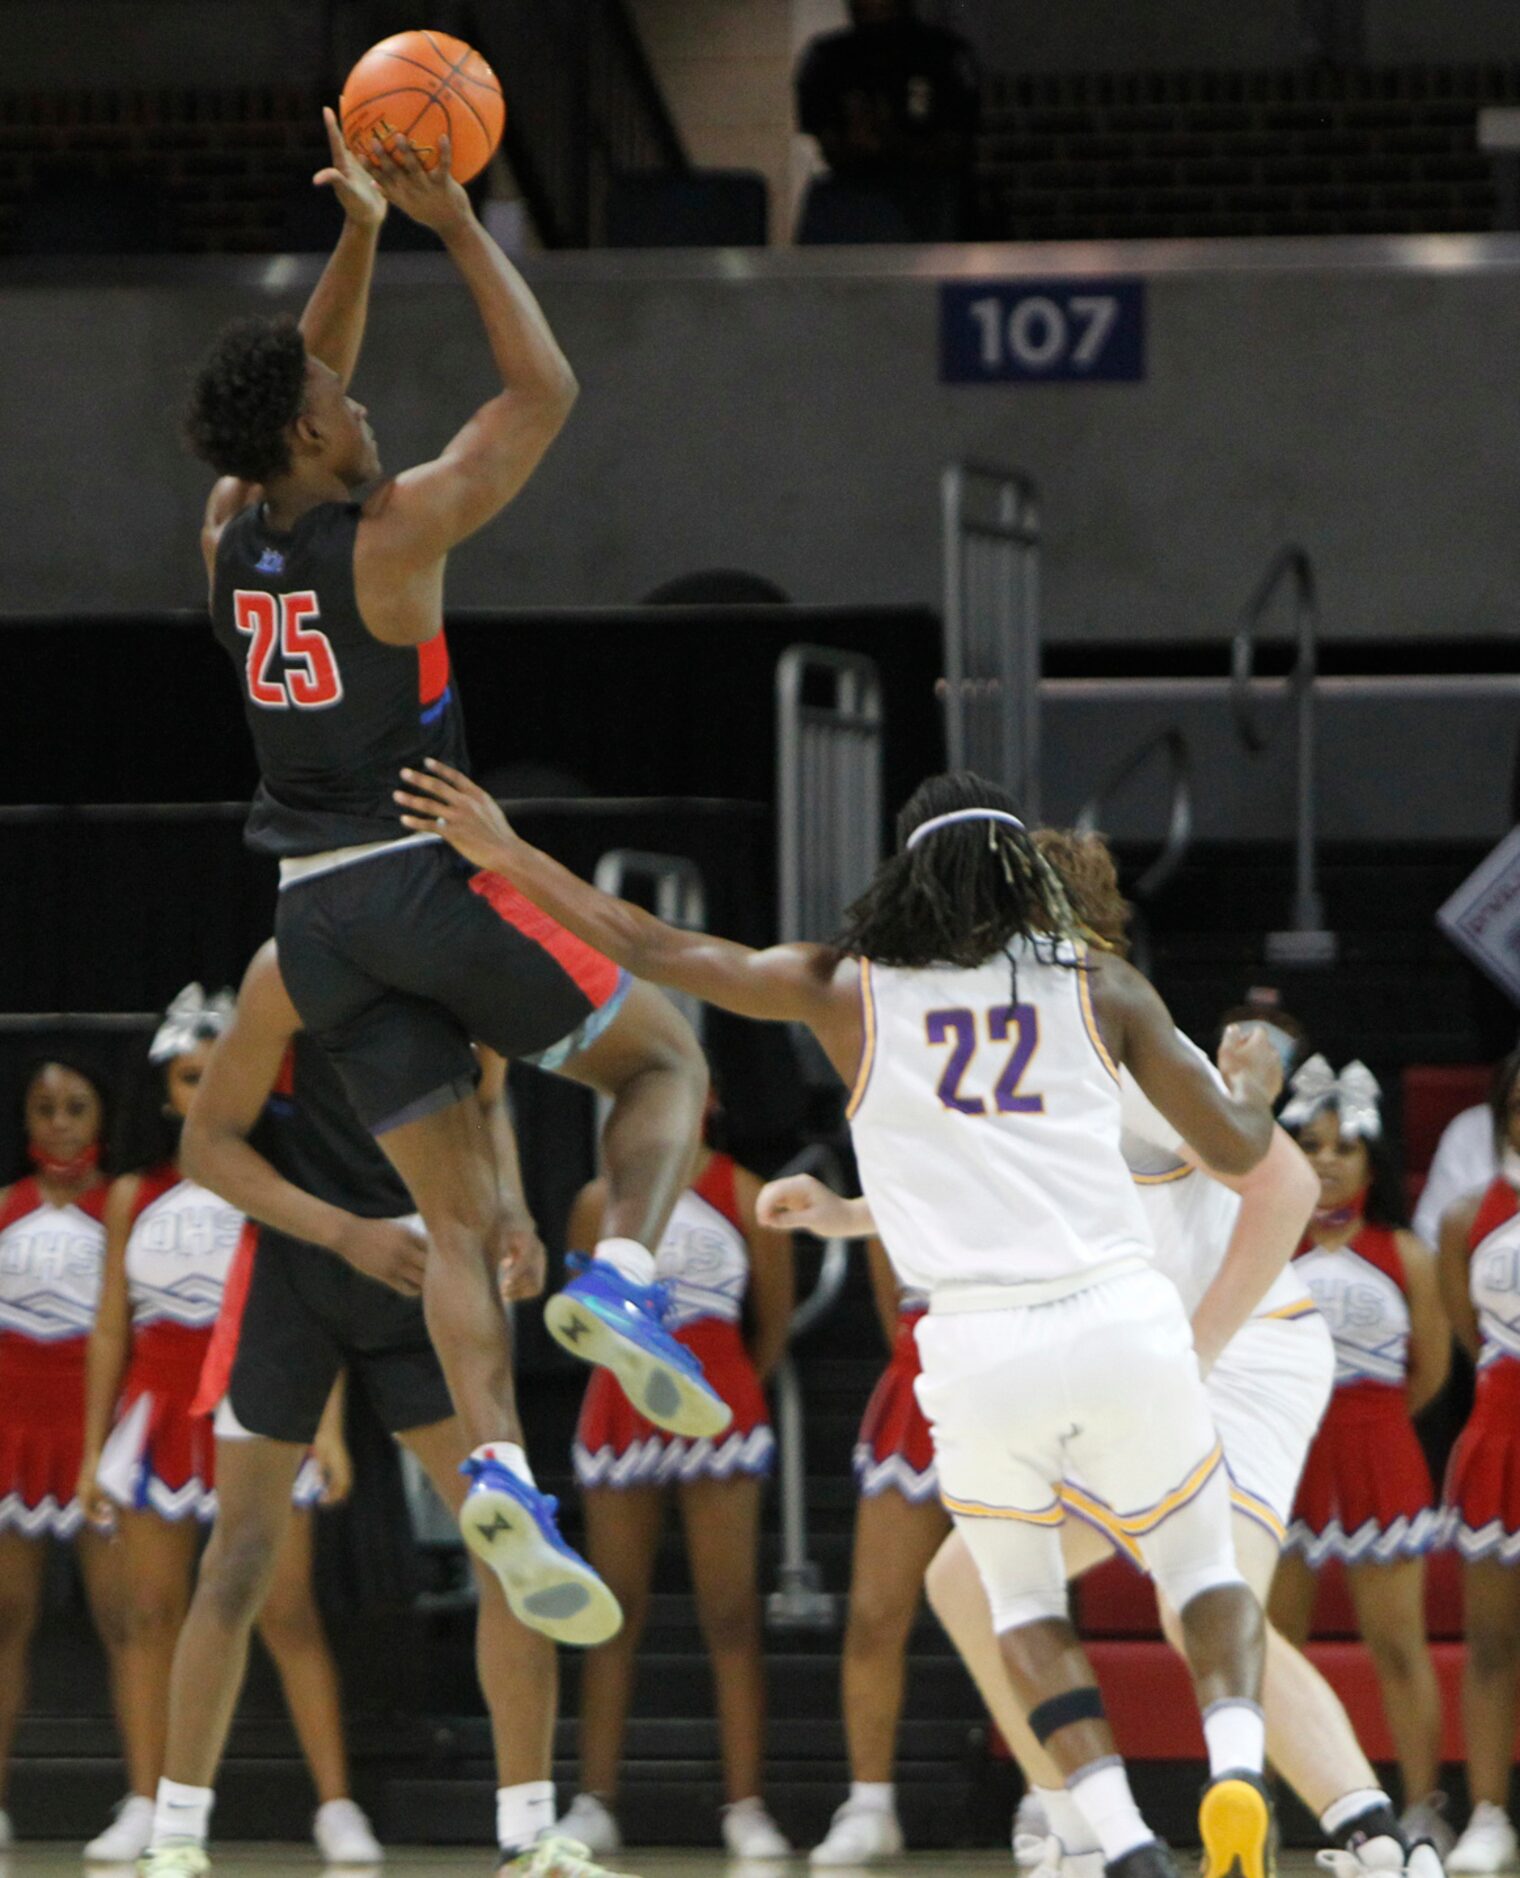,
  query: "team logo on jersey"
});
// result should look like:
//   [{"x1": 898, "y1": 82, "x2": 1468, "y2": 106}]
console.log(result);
[{"x1": 255, "y1": 547, "x2": 286, "y2": 575}]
